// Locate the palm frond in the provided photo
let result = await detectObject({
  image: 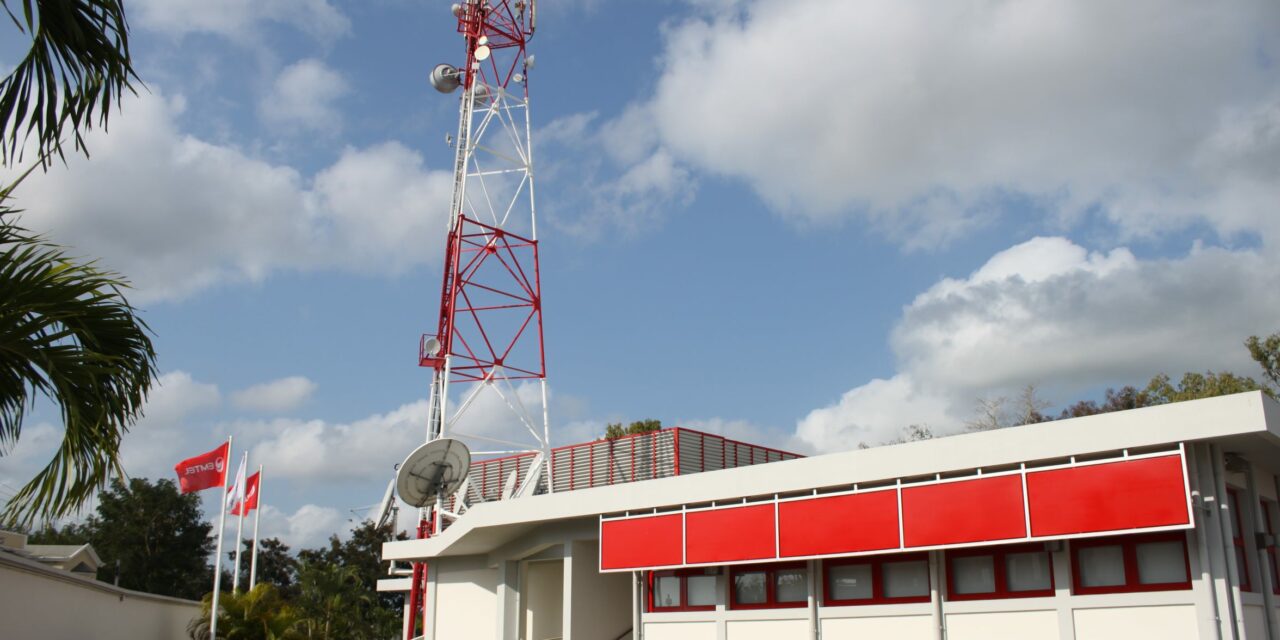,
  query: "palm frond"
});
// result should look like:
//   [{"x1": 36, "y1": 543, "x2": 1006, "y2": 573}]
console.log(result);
[
  {"x1": 0, "y1": 0, "x2": 139, "y2": 168},
  {"x1": 0, "y1": 208, "x2": 157, "y2": 525}
]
